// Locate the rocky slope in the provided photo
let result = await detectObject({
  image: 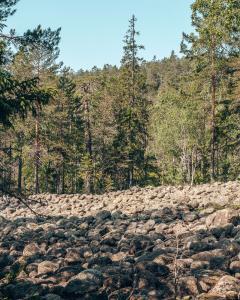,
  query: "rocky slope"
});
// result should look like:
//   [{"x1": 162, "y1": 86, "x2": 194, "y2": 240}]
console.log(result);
[{"x1": 1, "y1": 181, "x2": 240, "y2": 299}]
